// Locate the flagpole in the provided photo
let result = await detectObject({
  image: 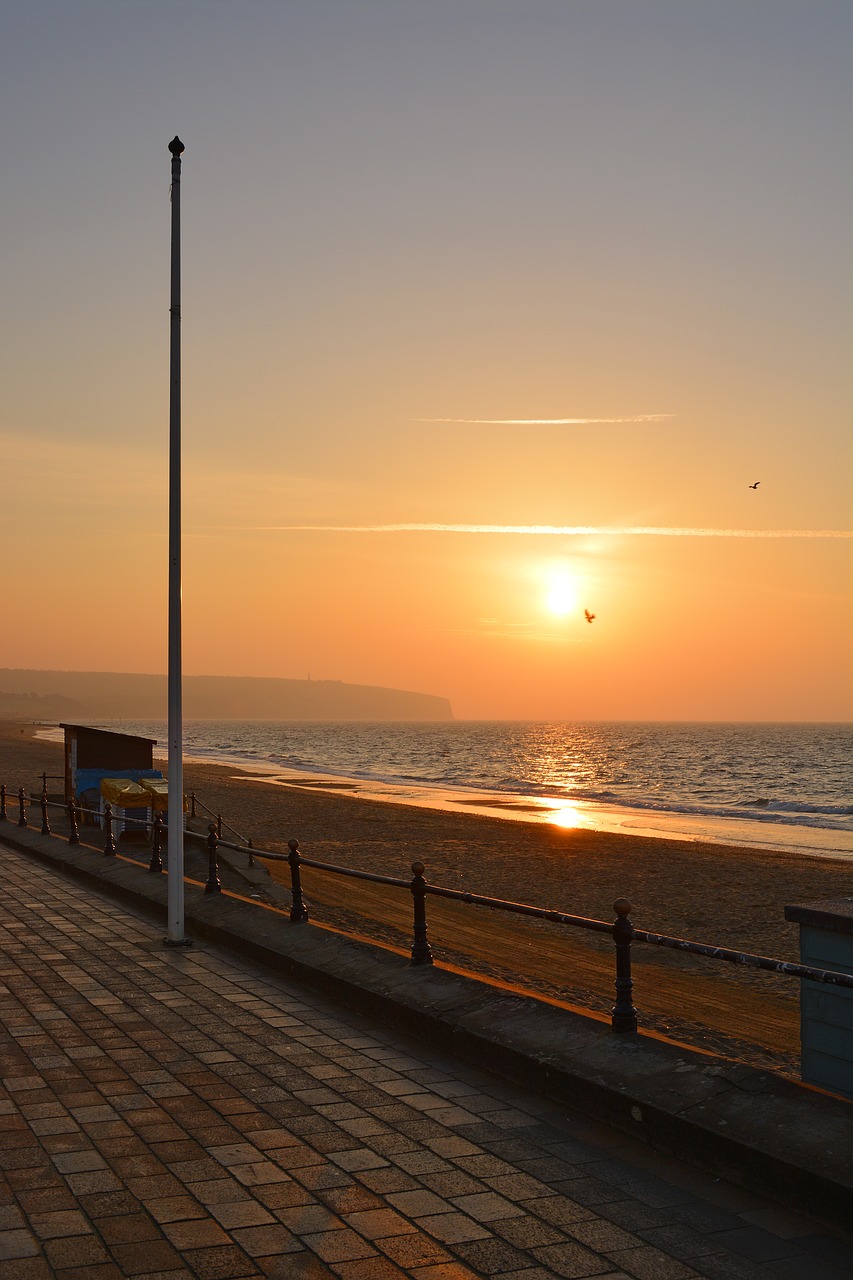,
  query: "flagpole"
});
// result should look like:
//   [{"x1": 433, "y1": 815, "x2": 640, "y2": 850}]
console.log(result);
[{"x1": 166, "y1": 135, "x2": 189, "y2": 945}]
